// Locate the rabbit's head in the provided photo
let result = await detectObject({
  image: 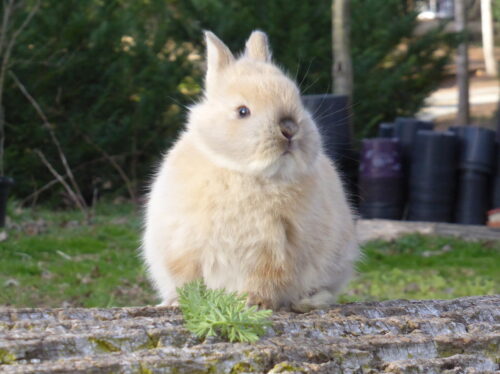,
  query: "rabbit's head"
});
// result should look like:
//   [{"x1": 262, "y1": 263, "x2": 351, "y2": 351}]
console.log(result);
[{"x1": 188, "y1": 30, "x2": 321, "y2": 180}]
